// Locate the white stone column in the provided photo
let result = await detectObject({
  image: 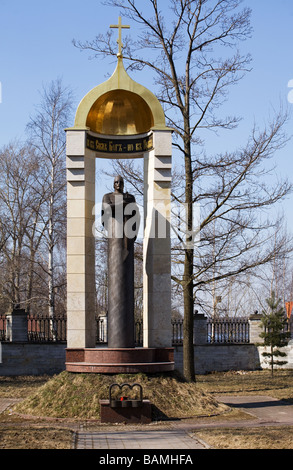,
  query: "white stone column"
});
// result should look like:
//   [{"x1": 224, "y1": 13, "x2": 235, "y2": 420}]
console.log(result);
[
  {"x1": 249, "y1": 313, "x2": 264, "y2": 344},
  {"x1": 143, "y1": 130, "x2": 172, "y2": 348},
  {"x1": 66, "y1": 130, "x2": 96, "y2": 349}
]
